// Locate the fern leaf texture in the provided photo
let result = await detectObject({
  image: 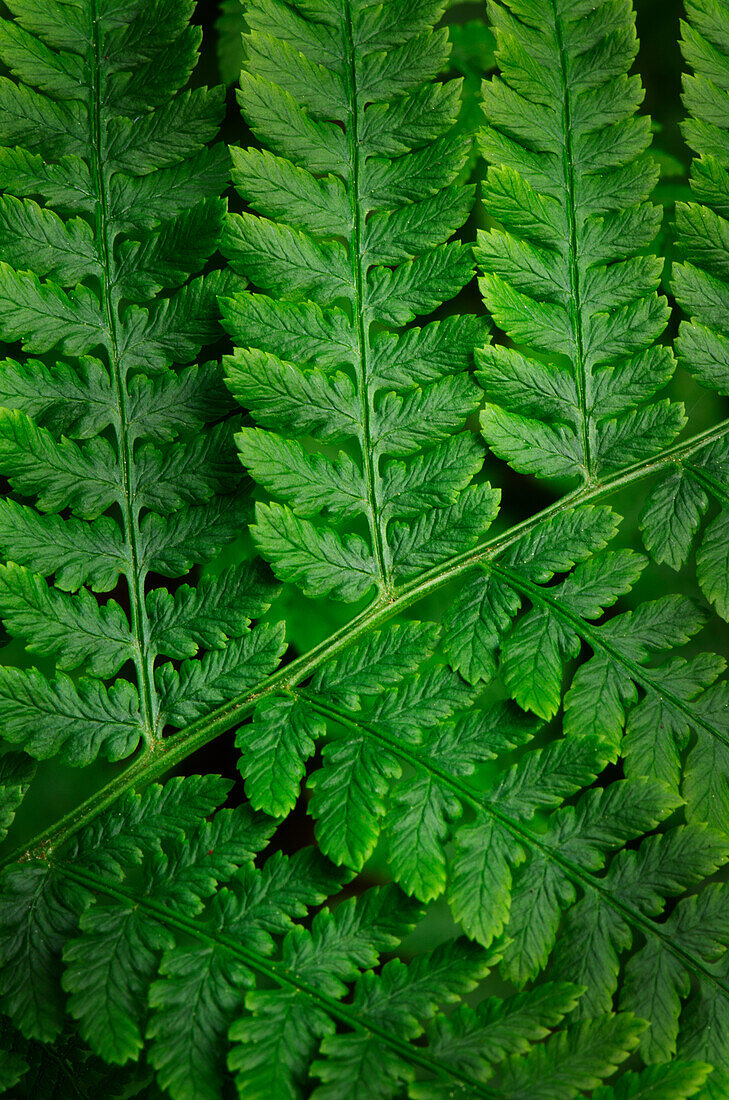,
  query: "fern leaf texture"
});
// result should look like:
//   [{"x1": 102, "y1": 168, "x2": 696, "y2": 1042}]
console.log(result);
[
  {"x1": 637, "y1": 0, "x2": 729, "y2": 626},
  {"x1": 0, "y1": 0, "x2": 729, "y2": 1098},
  {"x1": 222, "y1": 0, "x2": 499, "y2": 602},
  {"x1": 0, "y1": 0, "x2": 284, "y2": 769},
  {"x1": 1, "y1": 772, "x2": 689, "y2": 1100},
  {"x1": 477, "y1": 0, "x2": 684, "y2": 484}
]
